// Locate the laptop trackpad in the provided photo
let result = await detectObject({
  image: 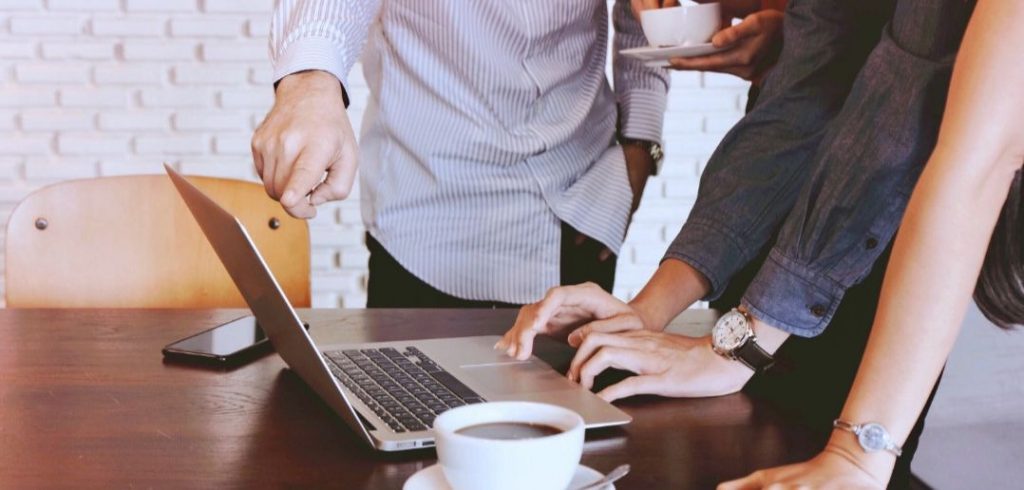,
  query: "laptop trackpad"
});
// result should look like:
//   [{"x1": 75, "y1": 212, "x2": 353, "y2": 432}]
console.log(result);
[{"x1": 461, "y1": 361, "x2": 577, "y2": 395}]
